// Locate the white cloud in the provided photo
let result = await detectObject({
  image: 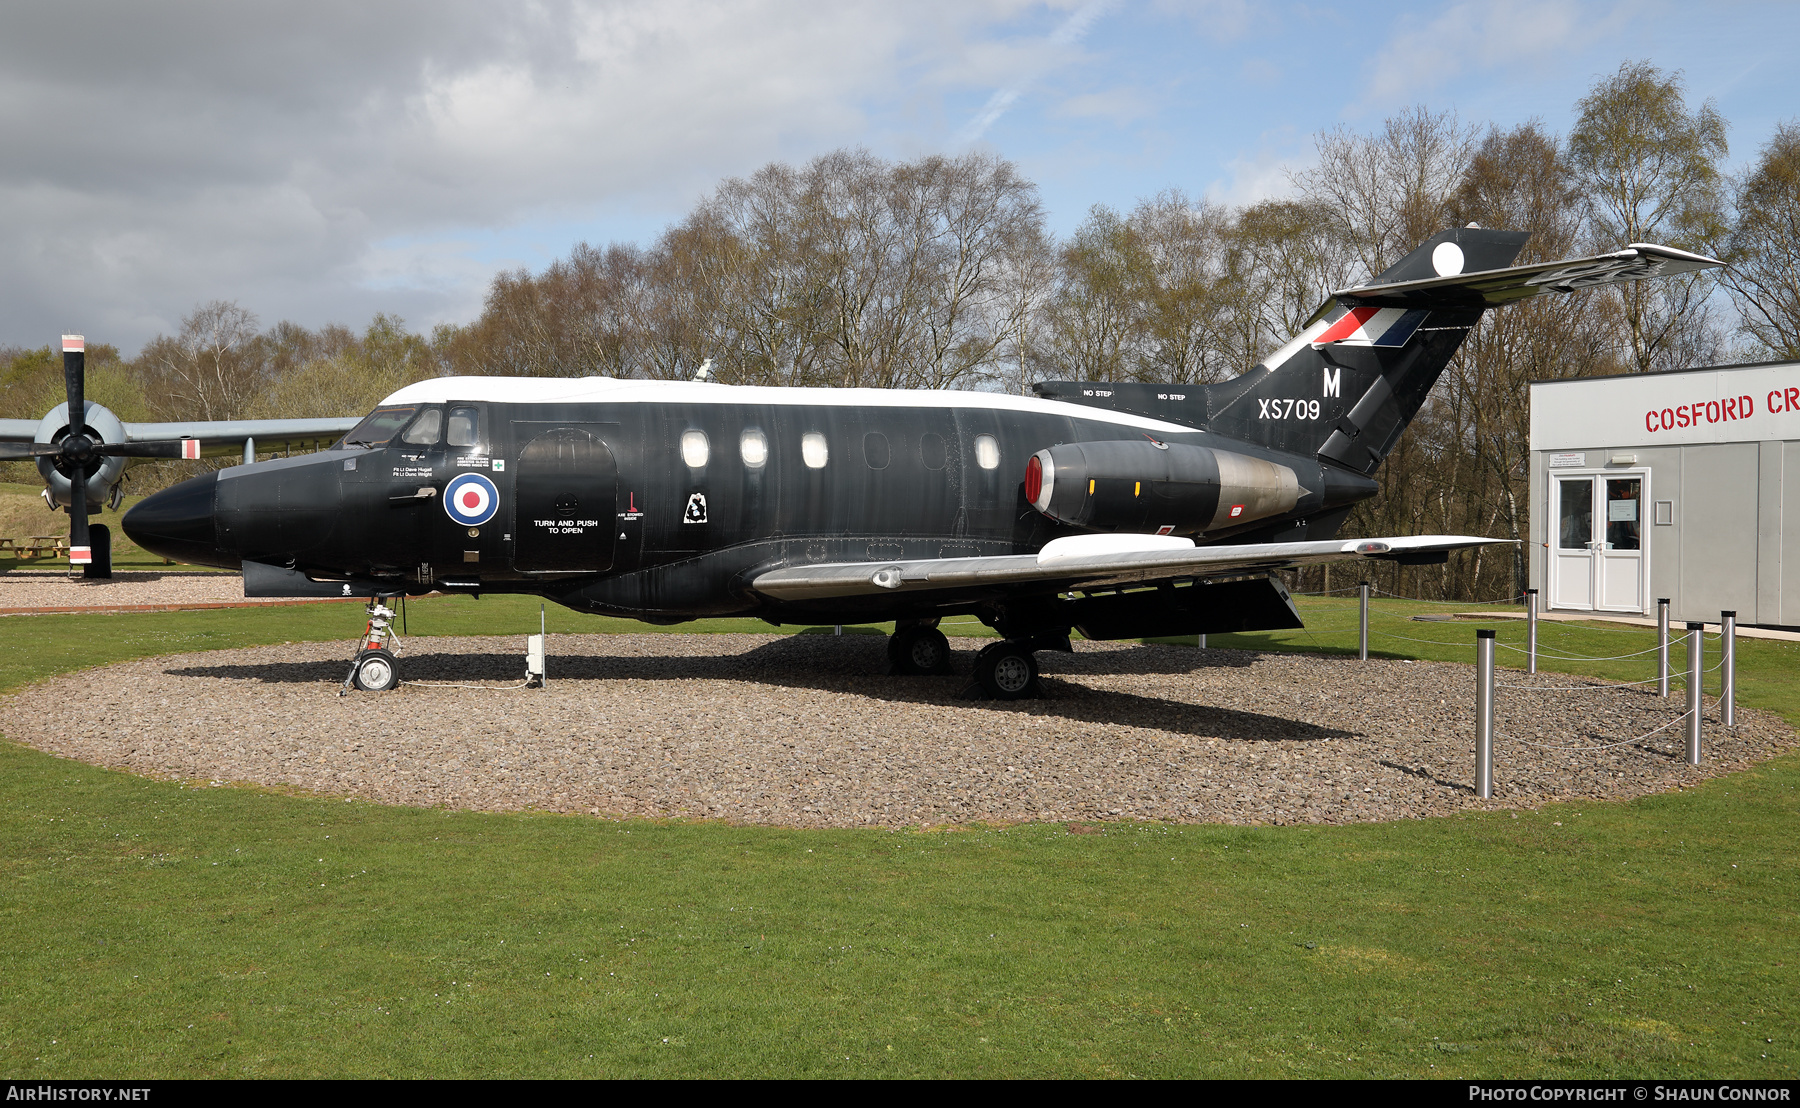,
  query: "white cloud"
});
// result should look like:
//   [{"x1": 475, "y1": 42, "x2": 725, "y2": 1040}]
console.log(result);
[
  {"x1": 0, "y1": 1, "x2": 1041, "y2": 353},
  {"x1": 1348, "y1": 0, "x2": 1644, "y2": 117}
]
